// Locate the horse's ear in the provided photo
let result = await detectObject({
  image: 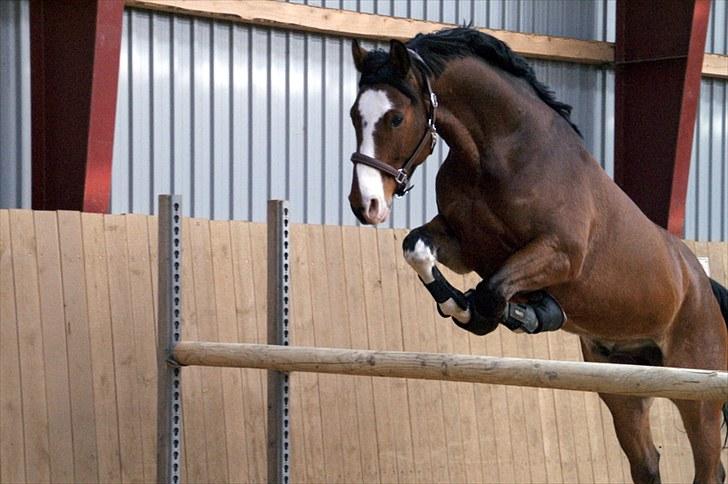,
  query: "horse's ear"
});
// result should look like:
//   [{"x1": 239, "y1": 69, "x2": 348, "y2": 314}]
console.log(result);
[
  {"x1": 389, "y1": 39, "x2": 411, "y2": 78},
  {"x1": 351, "y1": 39, "x2": 368, "y2": 72}
]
